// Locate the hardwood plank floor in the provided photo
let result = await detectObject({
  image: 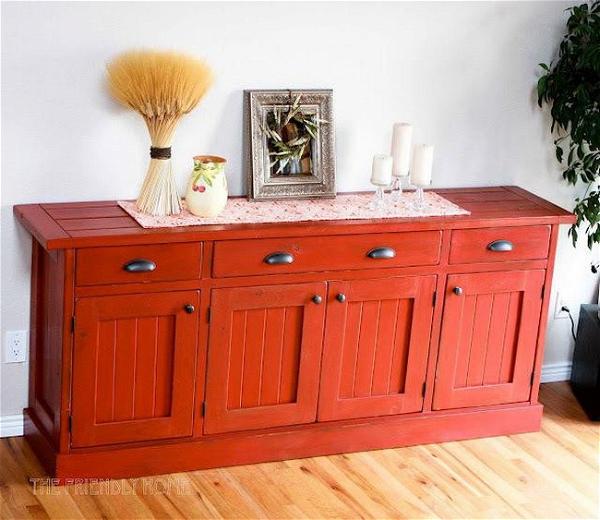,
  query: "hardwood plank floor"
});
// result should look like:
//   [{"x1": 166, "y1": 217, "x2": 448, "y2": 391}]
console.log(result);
[{"x1": 1, "y1": 383, "x2": 598, "y2": 519}]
